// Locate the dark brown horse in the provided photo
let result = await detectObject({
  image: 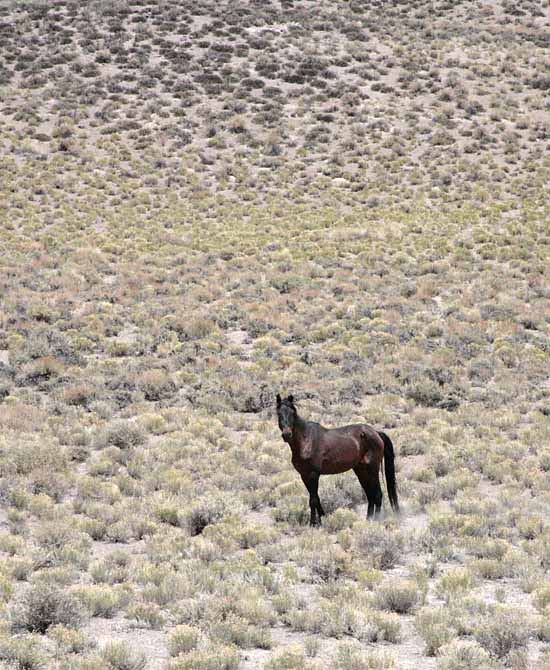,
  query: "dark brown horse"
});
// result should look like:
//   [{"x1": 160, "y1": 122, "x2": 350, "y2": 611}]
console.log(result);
[{"x1": 276, "y1": 394, "x2": 399, "y2": 525}]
